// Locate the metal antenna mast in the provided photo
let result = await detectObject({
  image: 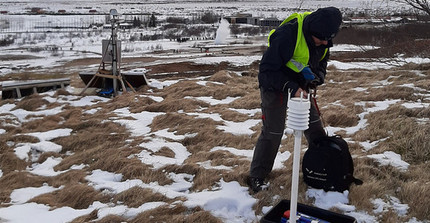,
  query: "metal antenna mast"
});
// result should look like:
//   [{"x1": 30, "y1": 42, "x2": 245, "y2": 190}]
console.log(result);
[
  {"x1": 80, "y1": 9, "x2": 135, "y2": 97},
  {"x1": 110, "y1": 9, "x2": 120, "y2": 96}
]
